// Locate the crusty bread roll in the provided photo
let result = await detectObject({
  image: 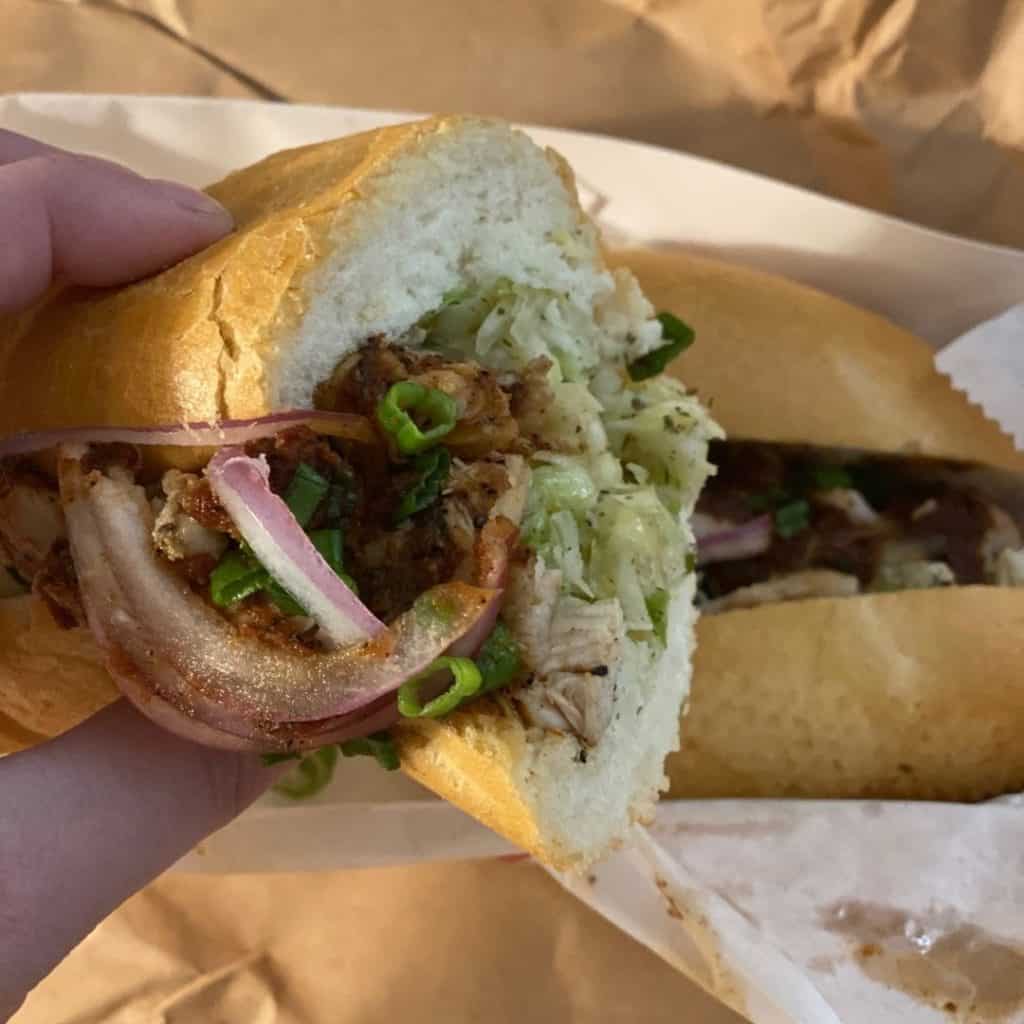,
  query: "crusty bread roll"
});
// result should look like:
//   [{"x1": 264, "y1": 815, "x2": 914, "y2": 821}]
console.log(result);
[
  {"x1": 614, "y1": 248, "x2": 1024, "y2": 473},
  {"x1": 0, "y1": 120, "x2": 714, "y2": 870},
  {"x1": 612, "y1": 249, "x2": 1024, "y2": 801},
  {"x1": 1, "y1": 118, "x2": 599, "y2": 470},
  {"x1": 0, "y1": 594, "x2": 115, "y2": 747},
  {"x1": 672, "y1": 587, "x2": 1024, "y2": 800}
]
